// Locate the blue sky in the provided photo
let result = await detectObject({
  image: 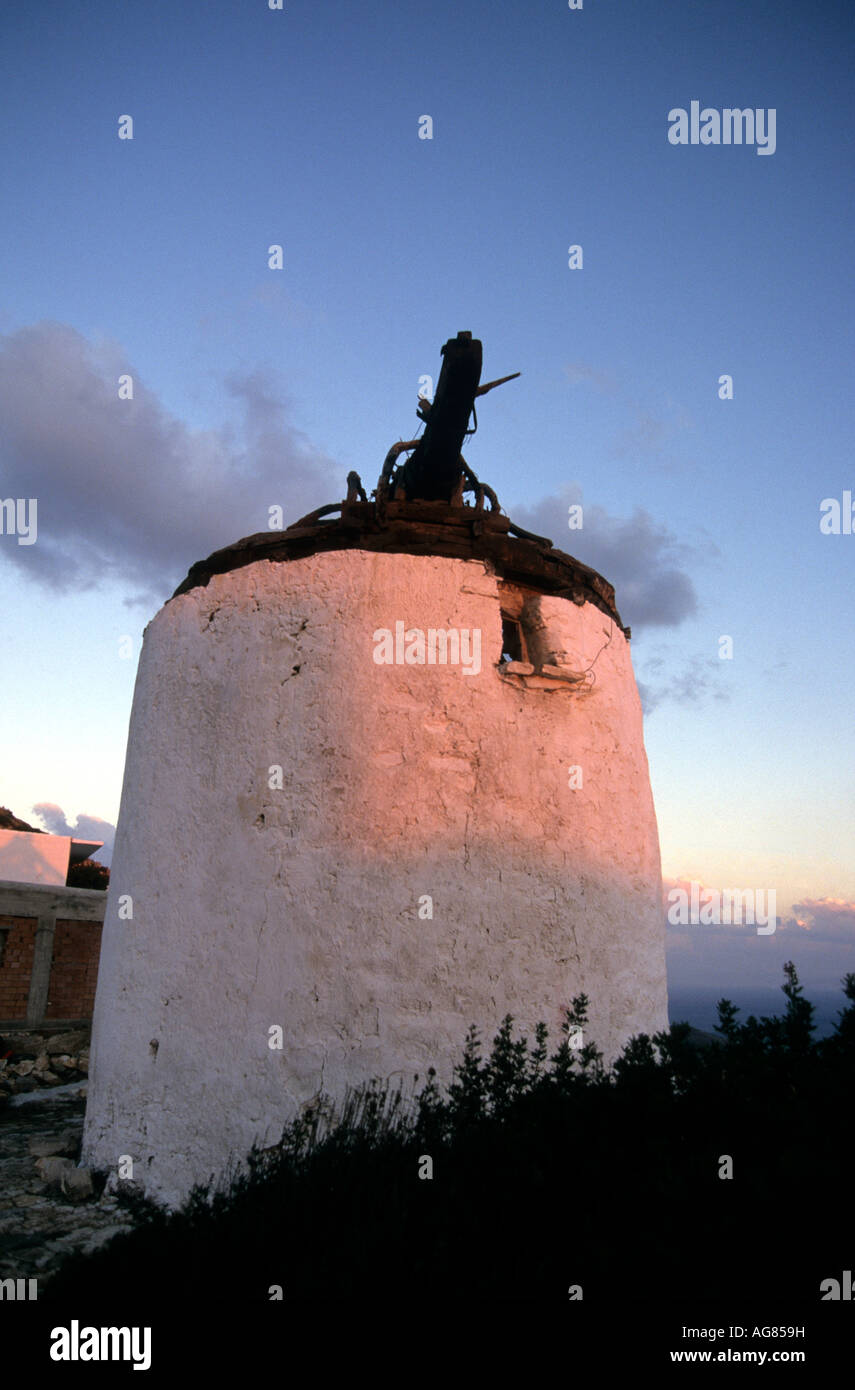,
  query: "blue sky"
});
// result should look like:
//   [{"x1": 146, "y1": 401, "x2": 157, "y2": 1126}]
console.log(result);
[{"x1": 1, "y1": 0, "x2": 853, "y2": 1025}]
